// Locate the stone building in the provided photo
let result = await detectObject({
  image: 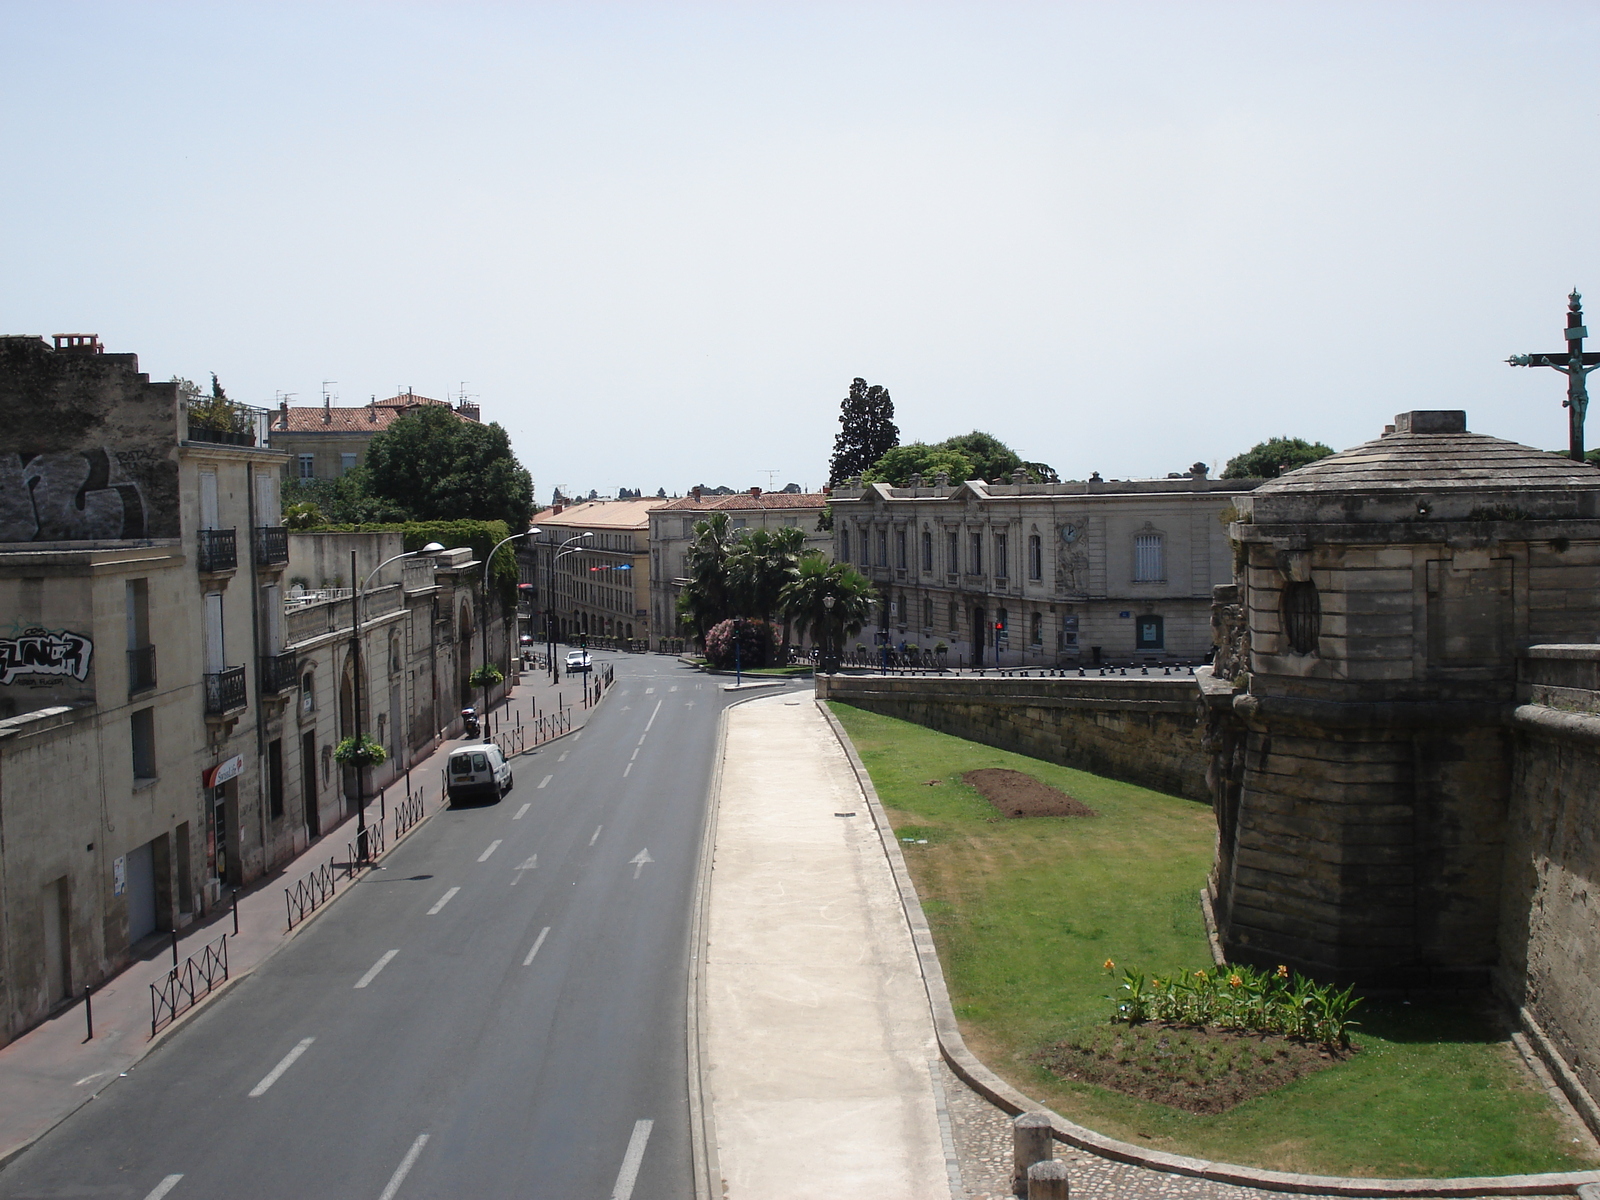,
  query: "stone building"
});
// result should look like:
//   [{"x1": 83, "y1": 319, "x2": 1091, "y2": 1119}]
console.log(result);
[
  {"x1": 527, "y1": 498, "x2": 664, "y2": 647},
  {"x1": 827, "y1": 470, "x2": 1258, "y2": 666},
  {"x1": 647, "y1": 487, "x2": 830, "y2": 647},
  {"x1": 1204, "y1": 410, "x2": 1600, "y2": 989},
  {"x1": 270, "y1": 389, "x2": 481, "y2": 482}
]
